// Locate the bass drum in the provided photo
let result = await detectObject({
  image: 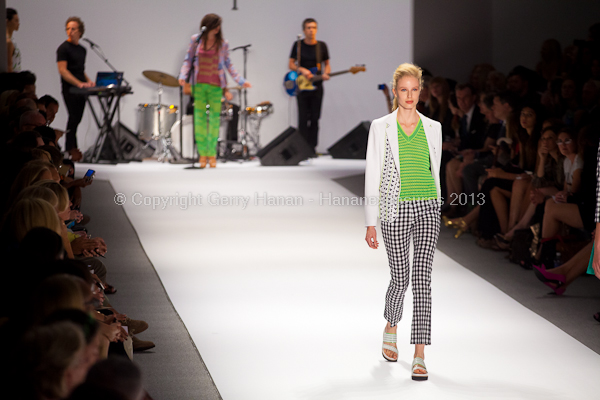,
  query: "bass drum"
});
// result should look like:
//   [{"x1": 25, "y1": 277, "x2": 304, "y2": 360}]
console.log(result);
[{"x1": 170, "y1": 115, "x2": 196, "y2": 160}]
